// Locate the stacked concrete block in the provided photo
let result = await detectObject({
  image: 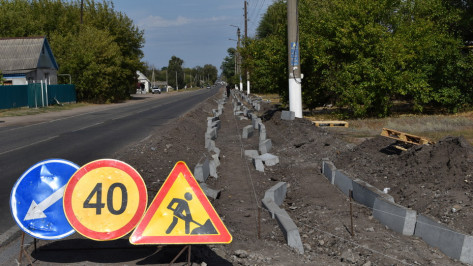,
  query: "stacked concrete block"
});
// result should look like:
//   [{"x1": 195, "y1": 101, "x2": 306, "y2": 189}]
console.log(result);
[
  {"x1": 200, "y1": 183, "x2": 221, "y2": 200},
  {"x1": 281, "y1": 110, "x2": 295, "y2": 121},
  {"x1": 258, "y1": 153, "x2": 279, "y2": 166},
  {"x1": 198, "y1": 94, "x2": 229, "y2": 200},
  {"x1": 259, "y1": 124, "x2": 267, "y2": 142},
  {"x1": 211, "y1": 153, "x2": 220, "y2": 167},
  {"x1": 209, "y1": 159, "x2": 218, "y2": 179},
  {"x1": 259, "y1": 139, "x2": 272, "y2": 154},
  {"x1": 242, "y1": 125, "x2": 254, "y2": 139},
  {"x1": 194, "y1": 158, "x2": 210, "y2": 183},
  {"x1": 252, "y1": 117, "x2": 262, "y2": 130},
  {"x1": 206, "y1": 127, "x2": 217, "y2": 140},
  {"x1": 253, "y1": 158, "x2": 264, "y2": 172},
  {"x1": 243, "y1": 107, "x2": 249, "y2": 117},
  {"x1": 207, "y1": 120, "x2": 221, "y2": 130},
  {"x1": 207, "y1": 140, "x2": 216, "y2": 152},
  {"x1": 246, "y1": 110, "x2": 253, "y2": 119},
  {"x1": 254, "y1": 102, "x2": 261, "y2": 111},
  {"x1": 244, "y1": 150, "x2": 259, "y2": 160},
  {"x1": 373, "y1": 197, "x2": 416, "y2": 236},
  {"x1": 207, "y1": 117, "x2": 219, "y2": 127},
  {"x1": 261, "y1": 182, "x2": 304, "y2": 254}
]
